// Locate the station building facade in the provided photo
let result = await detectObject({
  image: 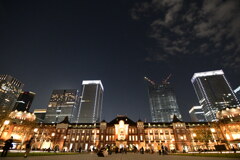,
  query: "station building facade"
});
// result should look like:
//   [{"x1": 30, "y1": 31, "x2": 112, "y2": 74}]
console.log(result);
[{"x1": 1, "y1": 108, "x2": 240, "y2": 152}]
